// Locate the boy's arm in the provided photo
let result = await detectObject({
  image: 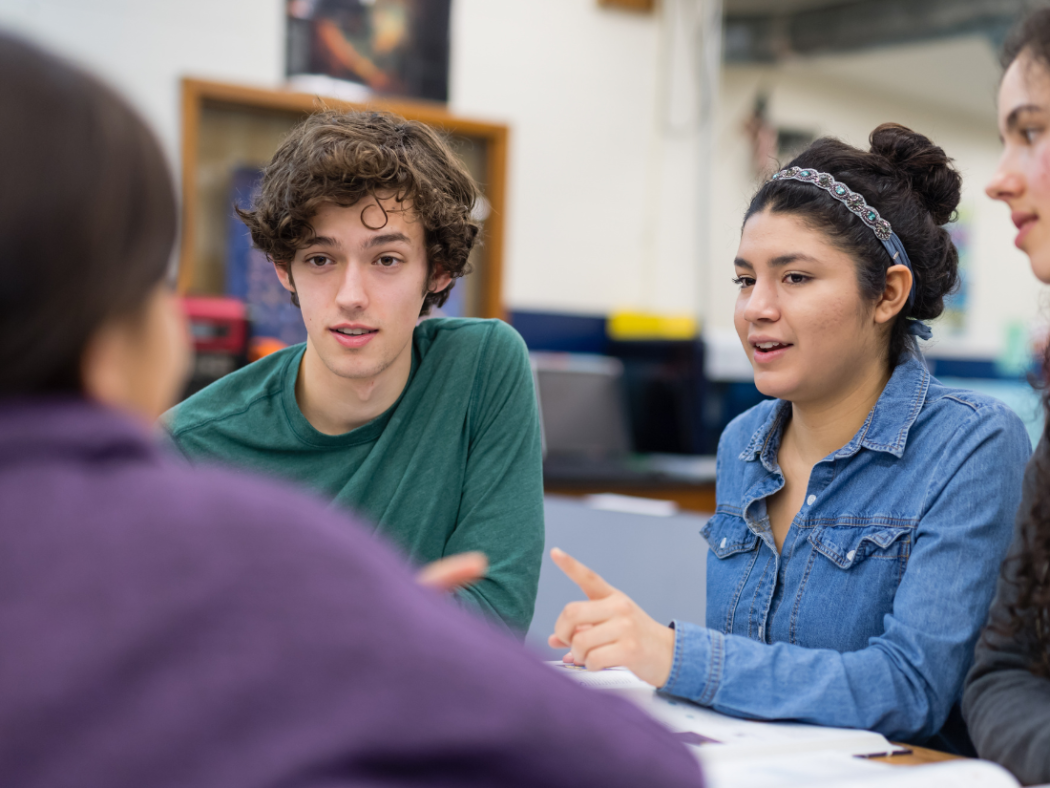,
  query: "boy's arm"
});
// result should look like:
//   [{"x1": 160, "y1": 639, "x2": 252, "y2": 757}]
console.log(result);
[{"x1": 445, "y1": 322, "x2": 544, "y2": 635}]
